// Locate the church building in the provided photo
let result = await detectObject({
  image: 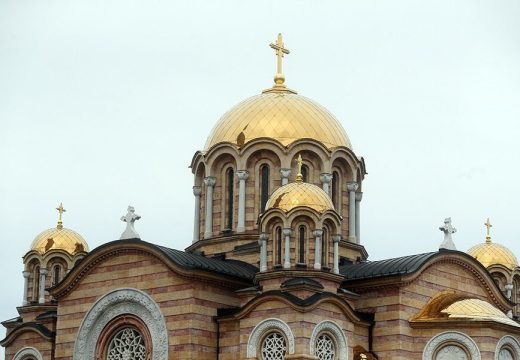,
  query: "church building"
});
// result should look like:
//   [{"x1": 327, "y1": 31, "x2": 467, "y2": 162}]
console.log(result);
[{"x1": 2, "y1": 34, "x2": 520, "y2": 360}]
